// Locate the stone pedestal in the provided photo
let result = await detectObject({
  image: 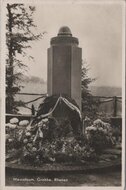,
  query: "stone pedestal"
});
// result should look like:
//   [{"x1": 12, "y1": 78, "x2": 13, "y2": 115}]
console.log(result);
[{"x1": 47, "y1": 26, "x2": 82, "y2": 109}]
